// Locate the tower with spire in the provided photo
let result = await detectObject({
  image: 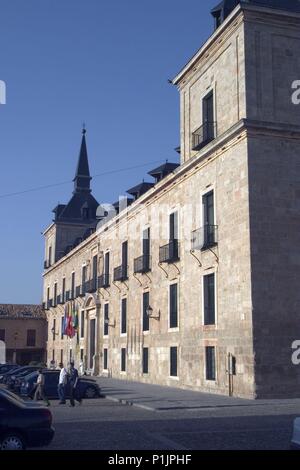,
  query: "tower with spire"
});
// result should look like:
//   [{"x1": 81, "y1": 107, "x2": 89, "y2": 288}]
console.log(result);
[{"x1": 44, "y1": 128, "x2": 99, "y2": 267}]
